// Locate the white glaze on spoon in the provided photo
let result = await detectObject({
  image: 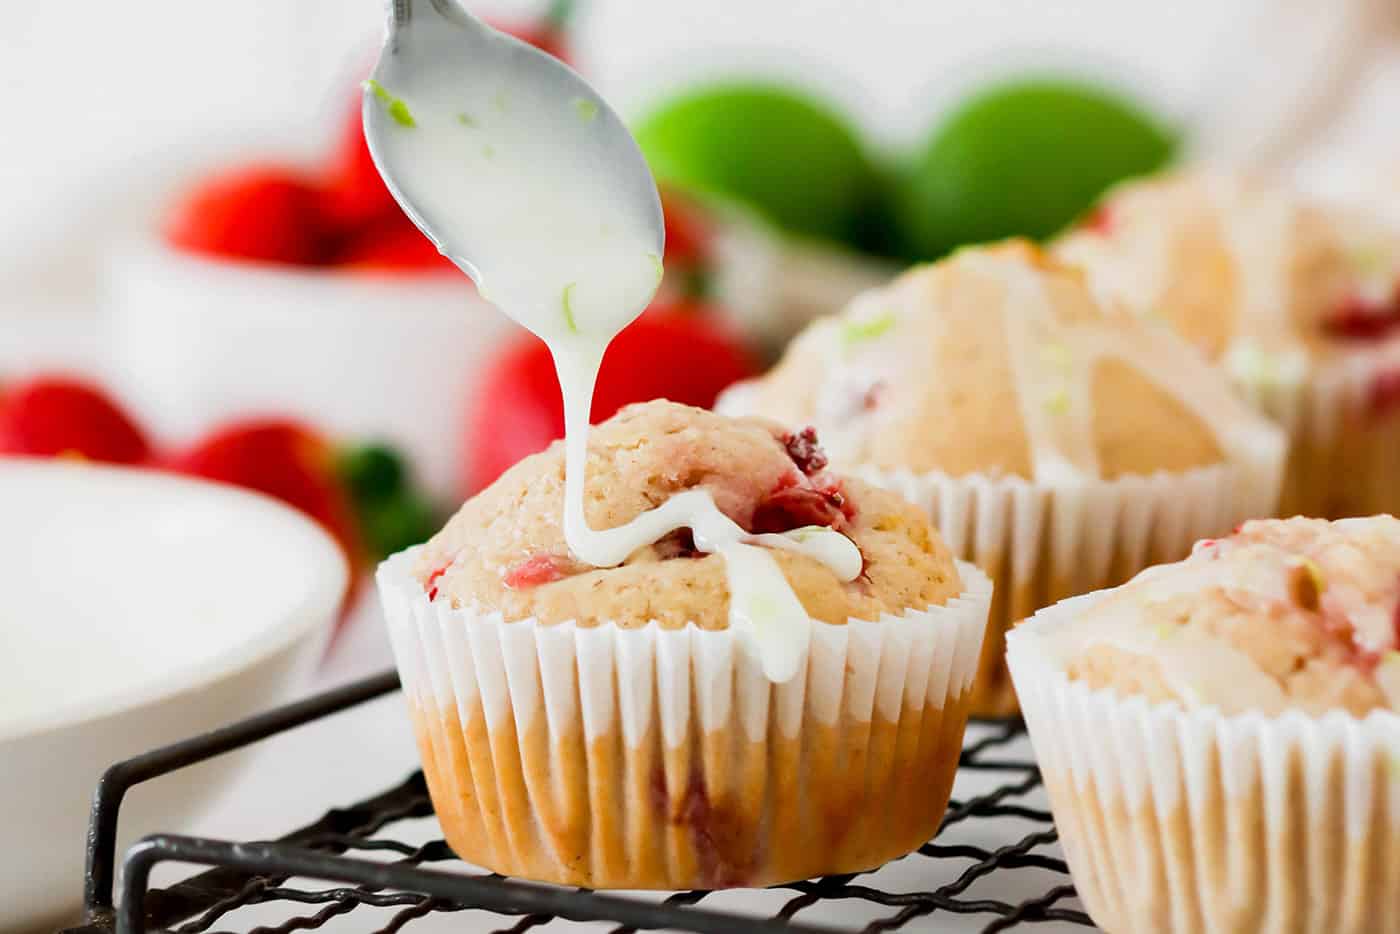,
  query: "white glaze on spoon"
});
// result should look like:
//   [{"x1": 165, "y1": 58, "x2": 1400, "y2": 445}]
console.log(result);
[{"x1": 365, "y1": 21, "x2": 859, "y2": 682}]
